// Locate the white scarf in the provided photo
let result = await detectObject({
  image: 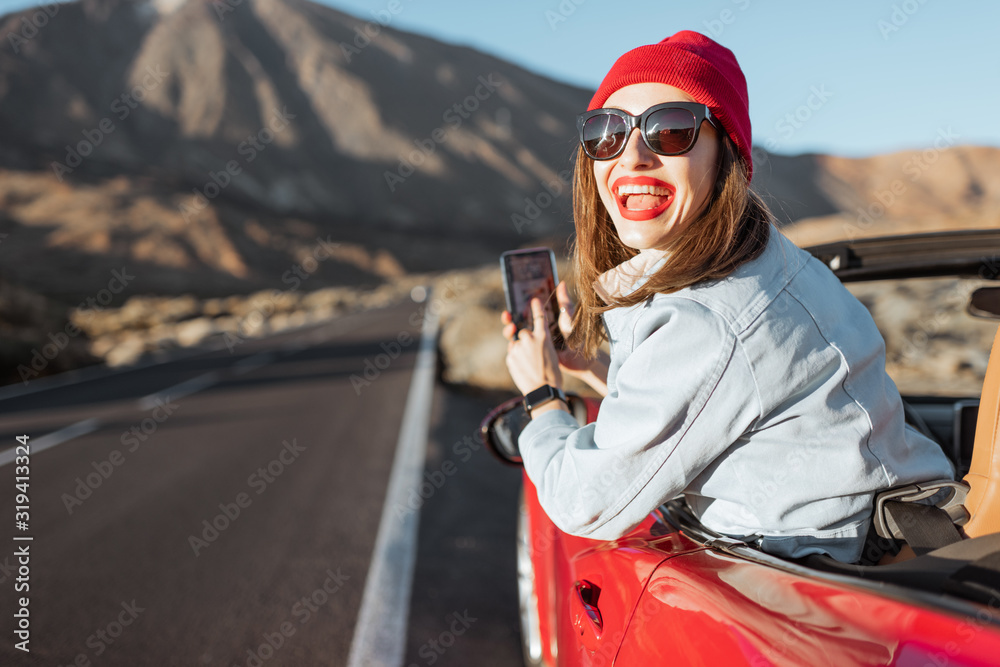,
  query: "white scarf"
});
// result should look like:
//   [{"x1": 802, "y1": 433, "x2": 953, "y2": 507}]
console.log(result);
[{"x1": 594, "y1": 248, "x2": 669, "y2": 301}]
